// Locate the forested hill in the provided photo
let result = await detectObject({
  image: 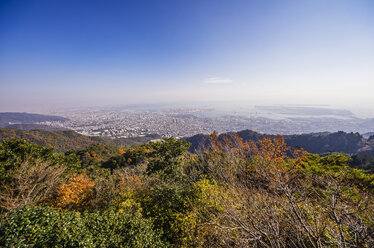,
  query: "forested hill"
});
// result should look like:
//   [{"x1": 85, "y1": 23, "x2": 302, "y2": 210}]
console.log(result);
[
  {"x1": 0, "y1": 112, "x2": 69, "y2": 127},
  {"x1": 0, "y1": 128, "x2": 160, "y2": 152},
  {"x1": 185, "y1": 129, "x2": 373, "y2": 155},
  {"x1": 1, "y1": 131, "x2": 373, "y2": 247},
  {"x1": 2, "y1": 126, "x2": 373, "y2": 156}
]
